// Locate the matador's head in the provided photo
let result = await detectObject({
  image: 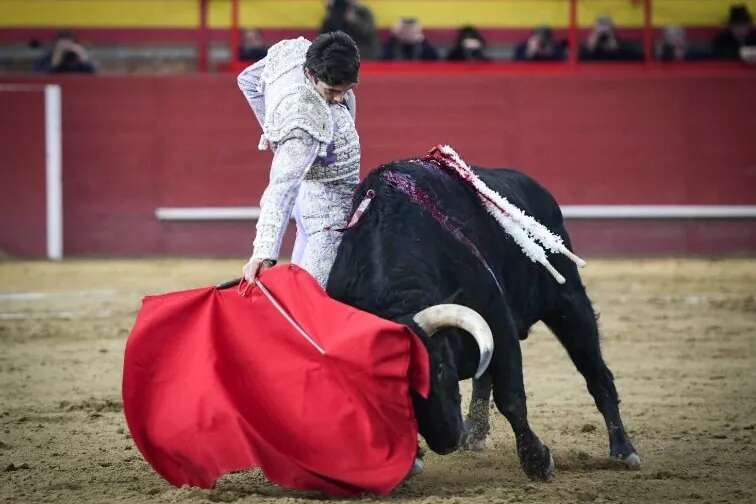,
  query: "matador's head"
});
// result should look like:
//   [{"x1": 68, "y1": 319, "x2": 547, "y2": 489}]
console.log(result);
[{"x1": 304, "y1": 31, "x2": 360, "y2": 104}]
